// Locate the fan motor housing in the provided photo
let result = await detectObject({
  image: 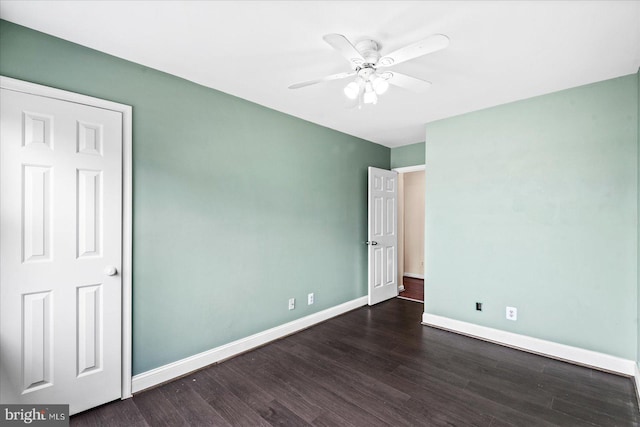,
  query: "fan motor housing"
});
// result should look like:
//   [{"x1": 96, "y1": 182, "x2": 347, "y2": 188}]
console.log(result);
[
  {"x1": 355, "y1": 39, "x2": 380, "y2": 65},
  {"x1": 357, "y1": 67, "x2": 375, "y2": 80}
]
